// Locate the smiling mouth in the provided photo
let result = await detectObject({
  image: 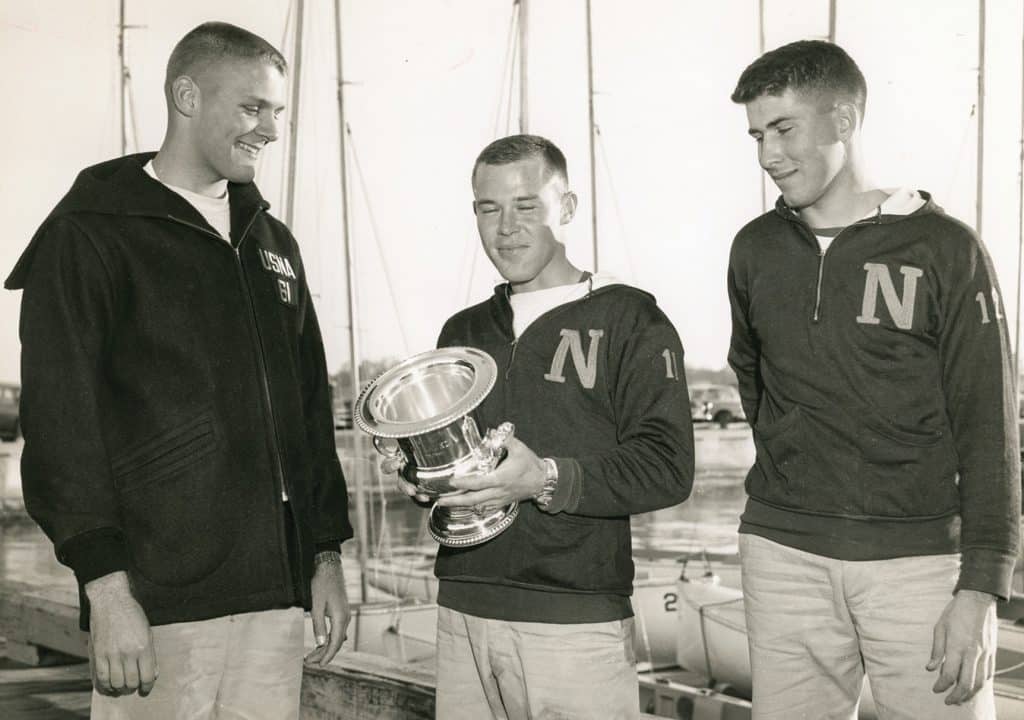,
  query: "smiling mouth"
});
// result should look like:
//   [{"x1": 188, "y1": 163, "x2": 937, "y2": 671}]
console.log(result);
[
  {"x1": 770, "y1": 169, "x2": 797, "y2": 182},
  {"x1": 235, "y1": 140, "x2": 263, "y2": 159}
]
